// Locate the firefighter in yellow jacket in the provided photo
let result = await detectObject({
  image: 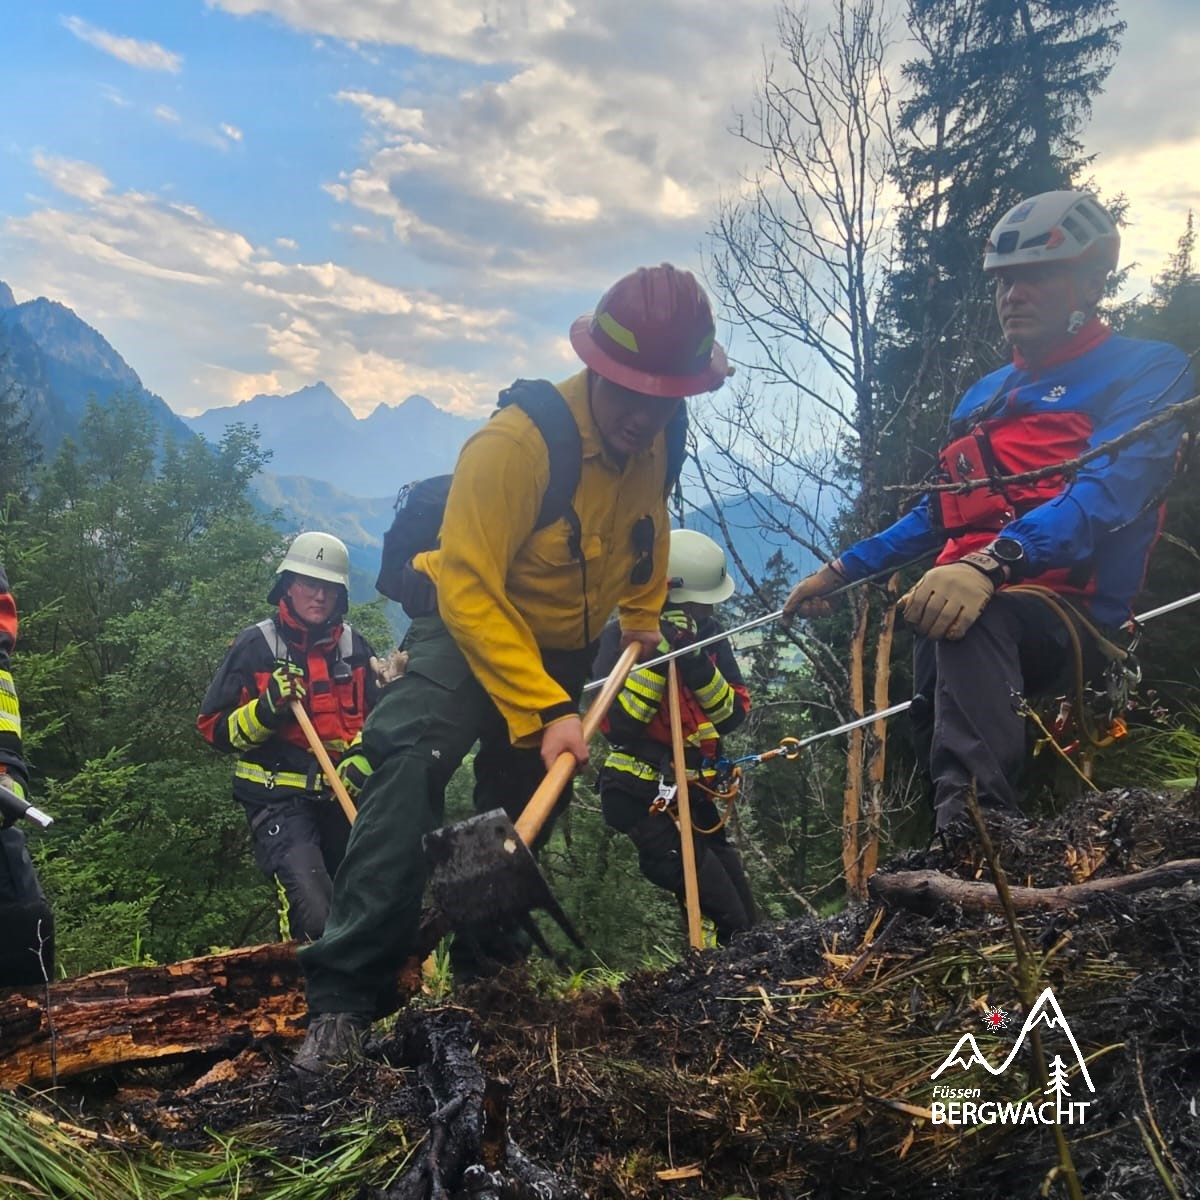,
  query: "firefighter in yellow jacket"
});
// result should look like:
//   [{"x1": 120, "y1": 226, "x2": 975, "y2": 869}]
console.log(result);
[{"x1": 295, "y1": 263, "x2": 731, "y2": 1071}]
